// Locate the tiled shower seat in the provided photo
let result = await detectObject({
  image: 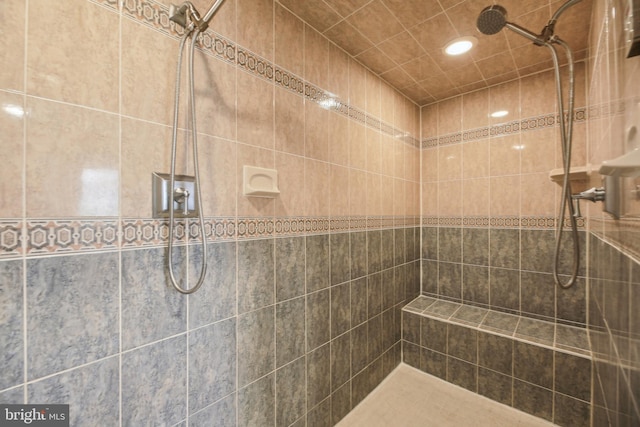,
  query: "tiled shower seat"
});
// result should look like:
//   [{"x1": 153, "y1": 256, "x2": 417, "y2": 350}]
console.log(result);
[{"x1": 402, "y1": 296, "x2": 592, "y2": 427}]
